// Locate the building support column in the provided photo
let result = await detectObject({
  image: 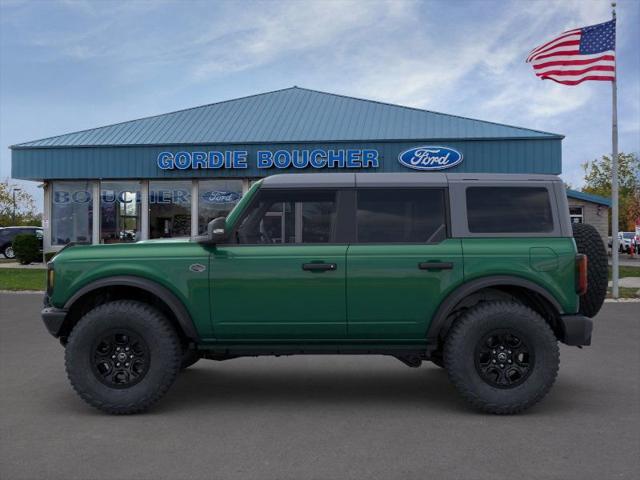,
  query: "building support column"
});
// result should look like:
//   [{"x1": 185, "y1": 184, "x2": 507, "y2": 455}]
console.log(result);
[
  {"x1": 42, "y1": 182, "x2": 52, "y2": 253},
  {"x1": 92, "y1": 181, "x2": 100, "y2": 245},
  {"x1": 140, "y1": 180, "x2": 149, "y2": 241},
  {"x1": 191, "y1": 180, "x2": 199, "y2": 239}
]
